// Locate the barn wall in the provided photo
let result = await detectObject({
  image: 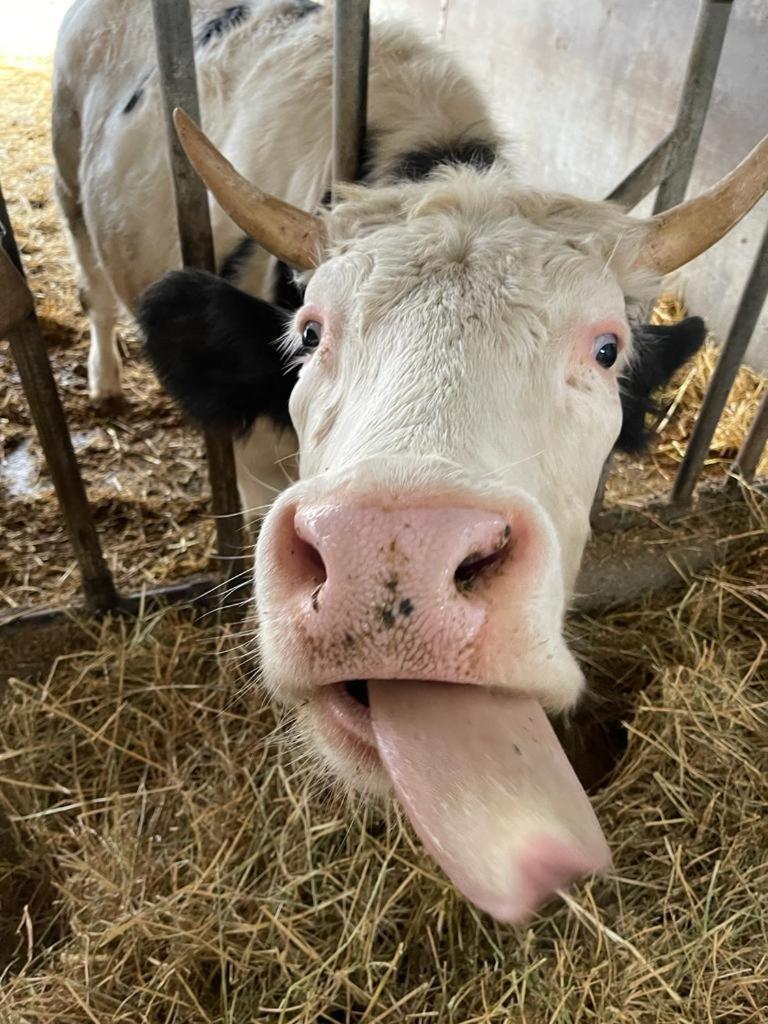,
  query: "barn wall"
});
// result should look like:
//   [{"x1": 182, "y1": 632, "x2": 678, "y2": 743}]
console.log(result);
[{"x1": 374, "y1": 0, "x2": 768, "y2": 369}]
